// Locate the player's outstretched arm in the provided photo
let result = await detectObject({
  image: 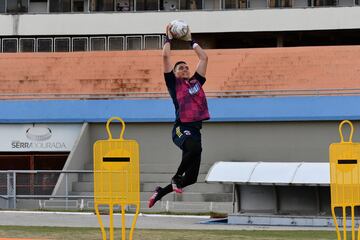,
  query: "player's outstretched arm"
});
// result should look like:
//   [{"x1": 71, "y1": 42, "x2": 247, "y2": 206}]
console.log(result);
[
  {"x1": 193, "y1": 43, "x2": 208, "y2": 78},
  {"x1": 180, "y1": 26, "x2": 208, "y2": 77},
  {"x1": 163, "y1": 24, "x2": 173, "y2": 73}
]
